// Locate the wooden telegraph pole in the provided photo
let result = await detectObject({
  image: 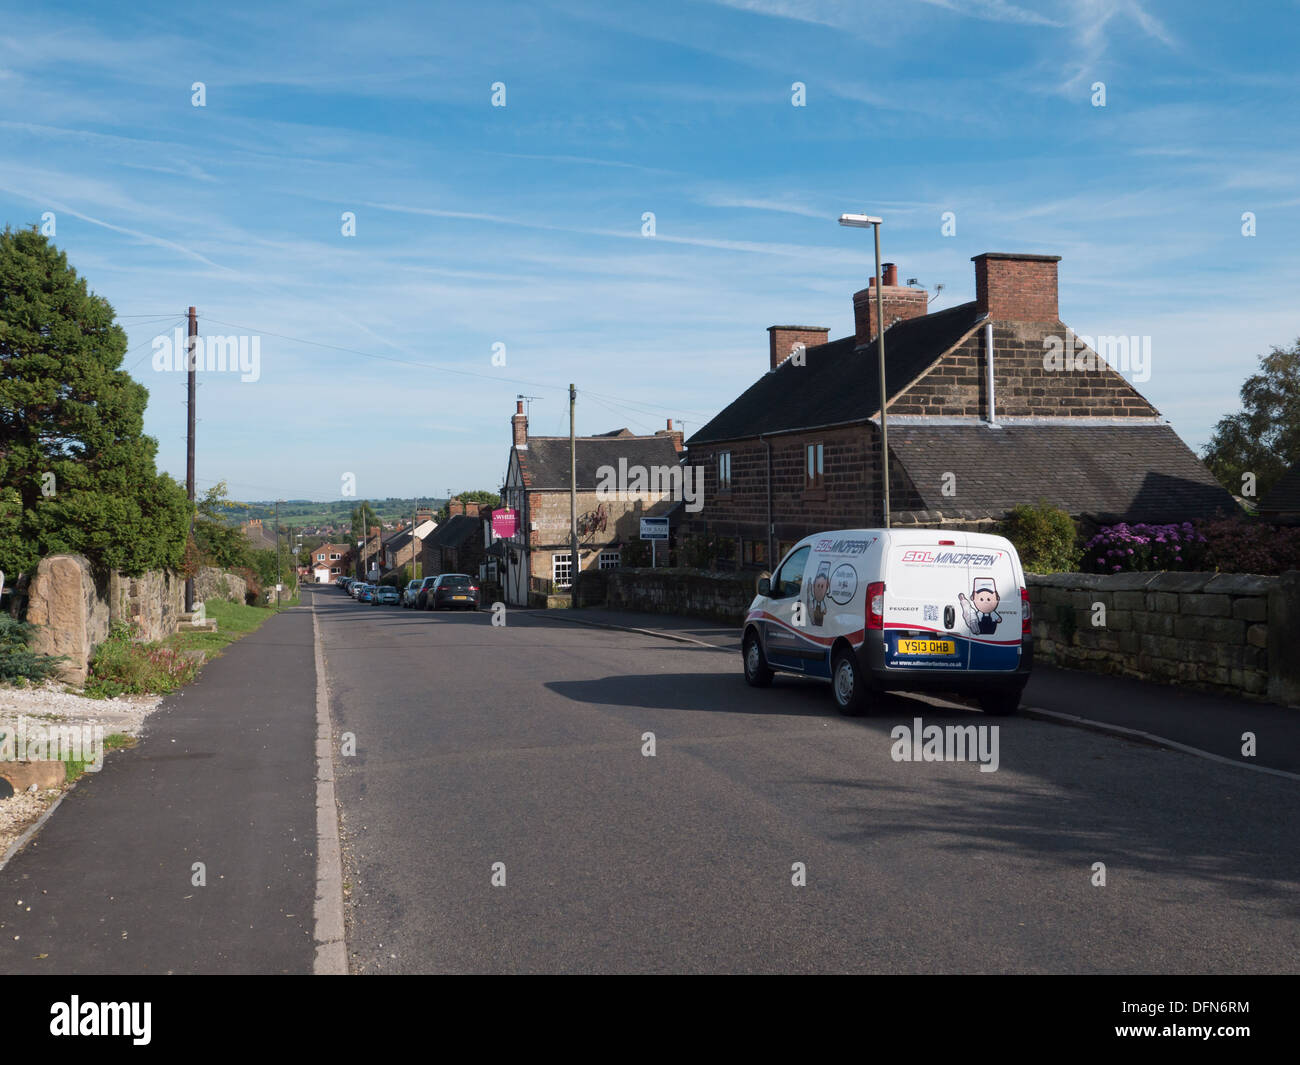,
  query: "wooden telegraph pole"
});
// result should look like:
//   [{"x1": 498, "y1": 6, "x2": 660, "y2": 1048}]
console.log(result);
[{"x1": 185, "y1": 306, "x2": 197, "y2": 613}]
